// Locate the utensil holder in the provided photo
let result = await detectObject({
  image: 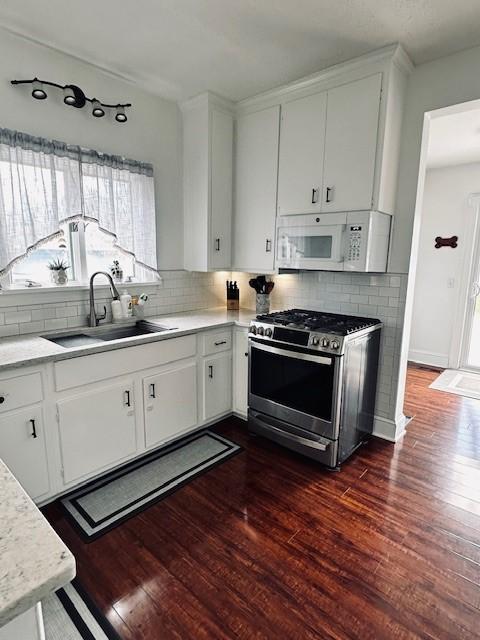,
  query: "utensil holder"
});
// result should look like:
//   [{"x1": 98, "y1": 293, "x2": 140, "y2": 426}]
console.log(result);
[{"x1": 256, "y1": 294, "x2": 270, "y2": 314}]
